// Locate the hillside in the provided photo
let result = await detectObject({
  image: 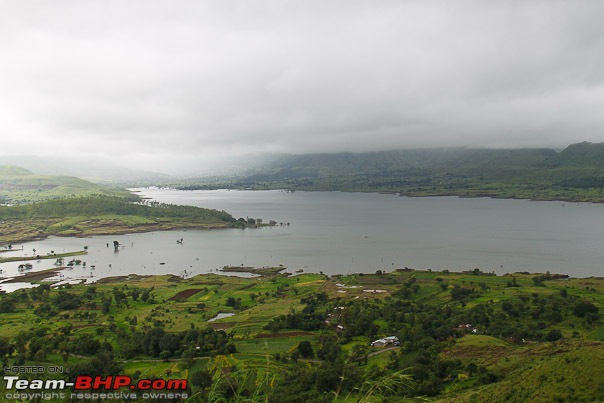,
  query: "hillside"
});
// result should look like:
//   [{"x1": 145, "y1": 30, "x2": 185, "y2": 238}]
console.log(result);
[
  {"x1": 0, "y1": 167, "x2": 270, "y2": 244},
  {"x1": 0, "y1": 155, "x2": 174, "y2": 185},
  {"x1": 0, "y1": 269, "x2": 602, "y2": 402},
  {"x1": 0, "y1": 165, "x2": 135, "y2": 204},
  {"x1": 250, "y1": 148, "x2": 556, "y2": 178},
  {"x1": 175, "y1": 142, "x2": 604, "y2": 202},
  {"x1": 0, "y1": 195, "x2": 259, "y2": 244}
]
